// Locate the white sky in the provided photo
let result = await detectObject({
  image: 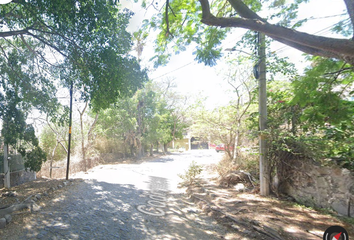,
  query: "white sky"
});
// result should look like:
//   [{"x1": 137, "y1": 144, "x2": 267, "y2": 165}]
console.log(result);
[{"x1": 121, "y1": 0, "x2": 348, "y2": 108}]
